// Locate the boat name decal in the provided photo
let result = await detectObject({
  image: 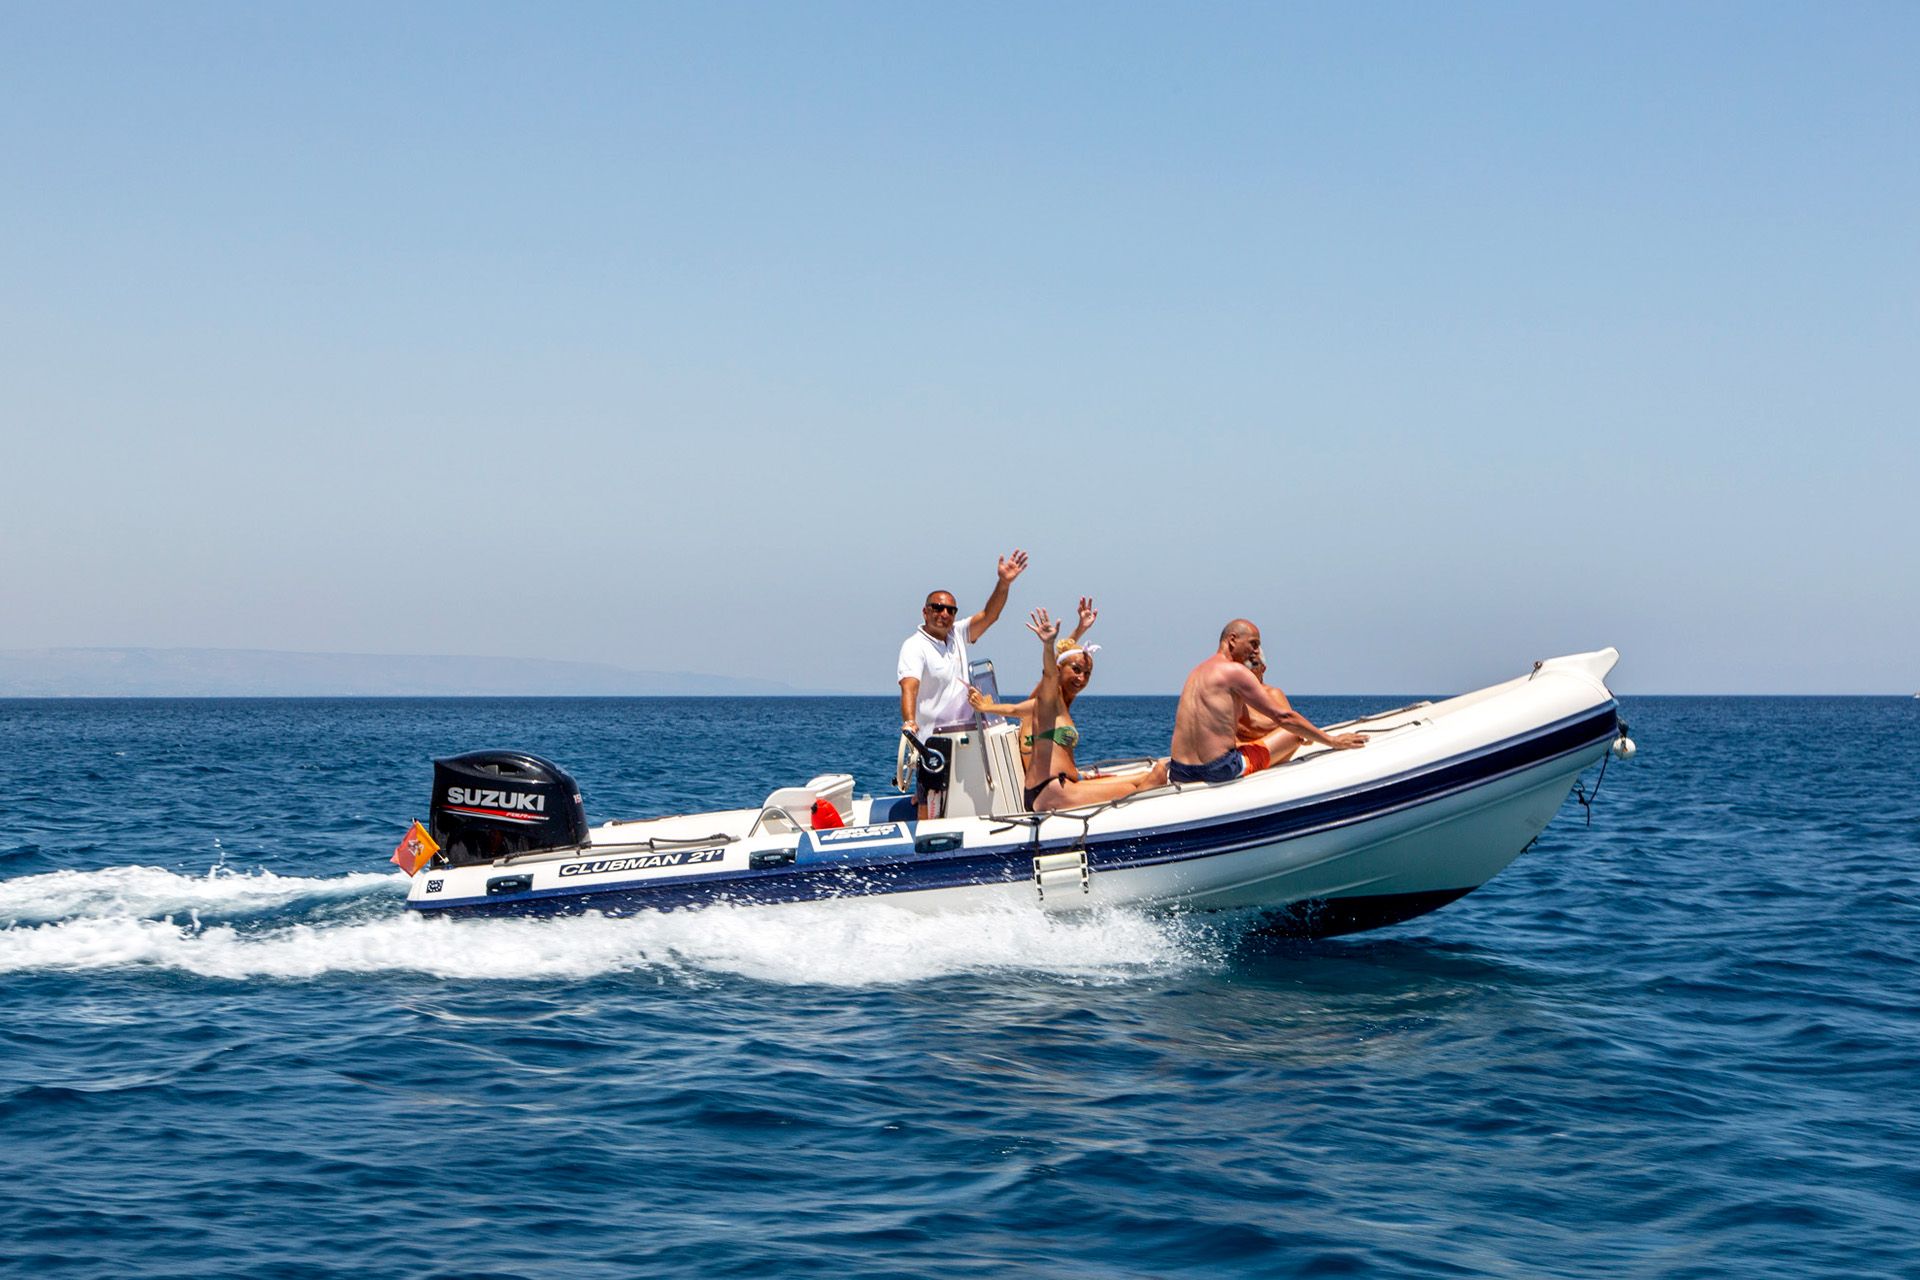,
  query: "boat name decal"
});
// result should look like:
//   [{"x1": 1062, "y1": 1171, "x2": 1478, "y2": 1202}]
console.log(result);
[
  {"x1": 443, "y1": 786, "x2": 548, "y2": 813},
  {"x1": 812, "y1": 823, "x2": 906, "y2": 845},
  {"x1": 558, "y1": 849, "x2": 725, "y2": 877}
]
